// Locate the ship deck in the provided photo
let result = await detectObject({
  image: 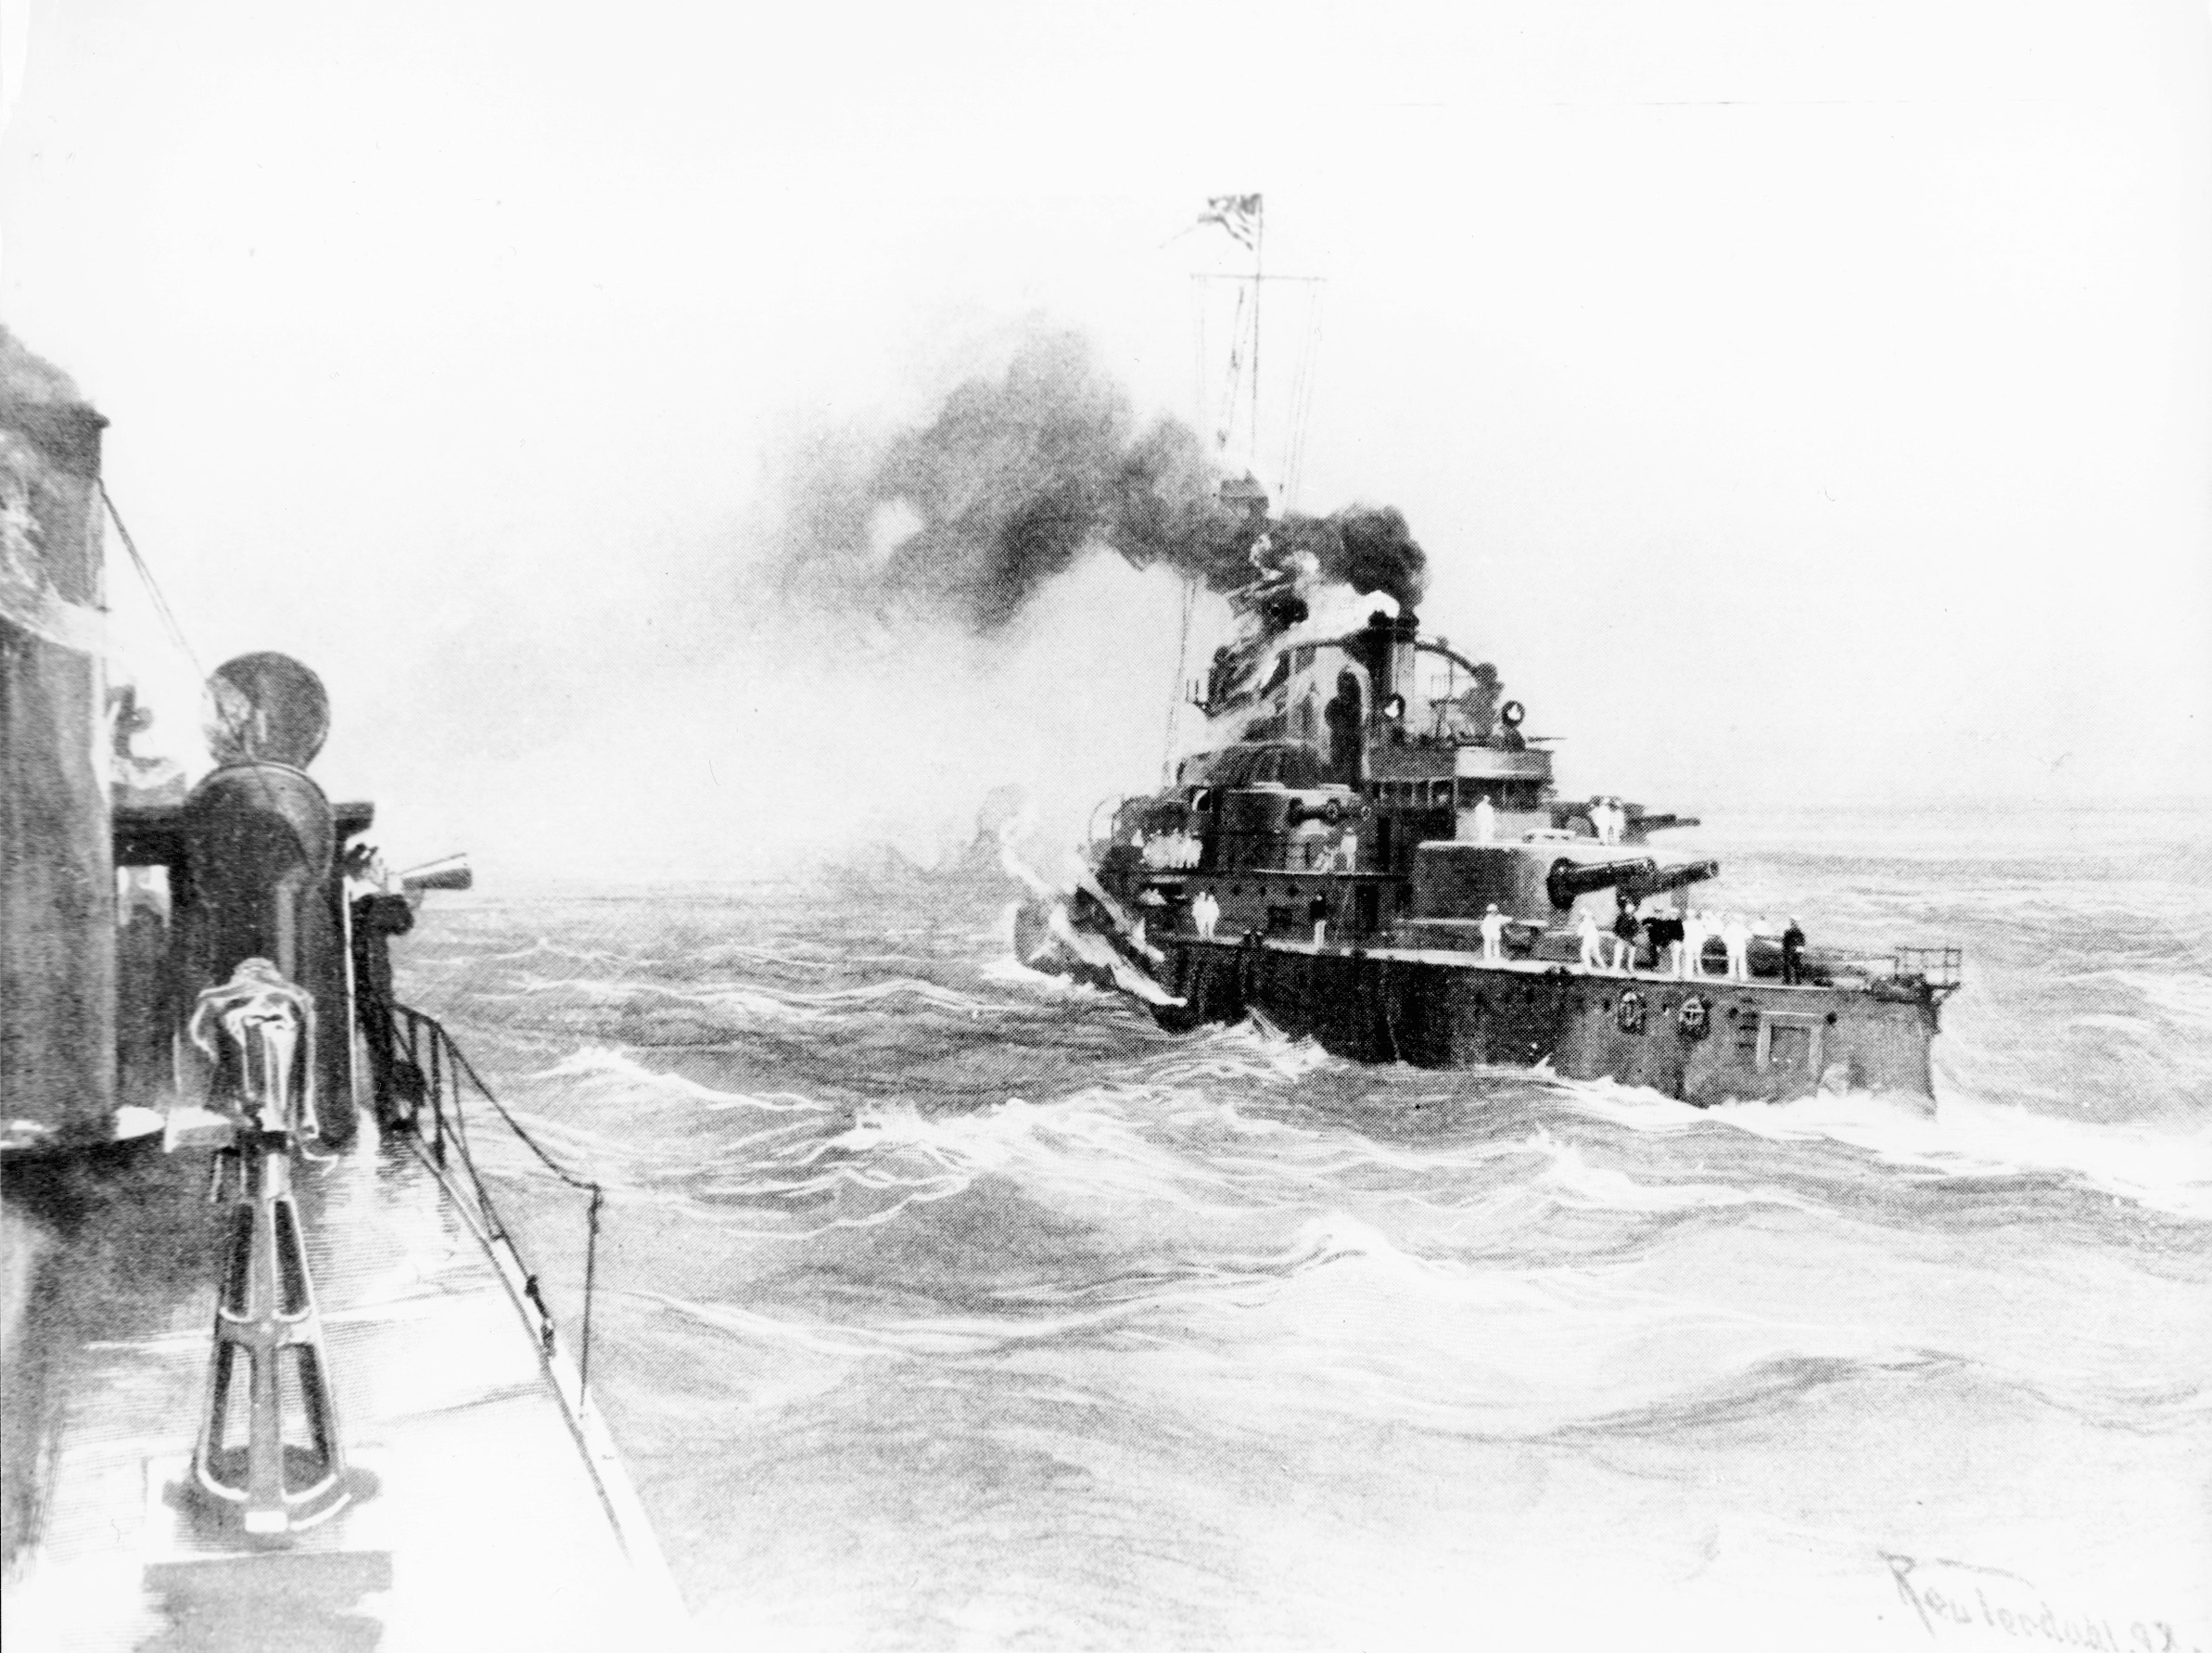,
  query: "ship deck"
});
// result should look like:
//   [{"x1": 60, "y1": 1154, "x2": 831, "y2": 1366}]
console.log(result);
[
  {"x1": 1187, "y1": 933, "x2": 1863, "y2": 994},
  {"x1": 1, "y1": 1121, "x2": 684, "y2": 1652}
]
